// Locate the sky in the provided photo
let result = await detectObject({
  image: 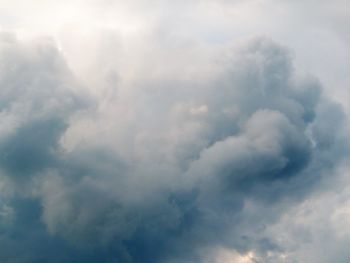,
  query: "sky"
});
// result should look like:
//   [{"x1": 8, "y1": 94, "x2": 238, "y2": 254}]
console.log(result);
[{"x1": 0, "y1": 1, "x2": 349, "y2": 262}]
